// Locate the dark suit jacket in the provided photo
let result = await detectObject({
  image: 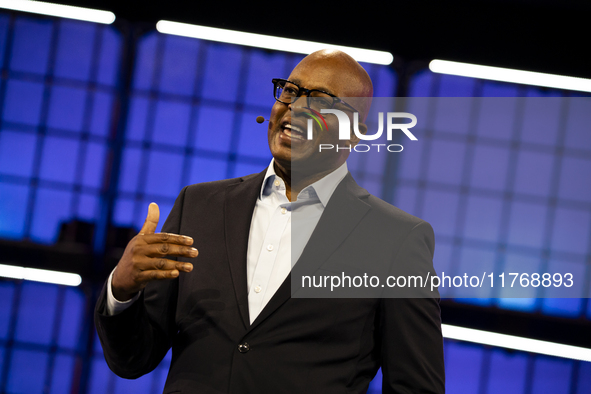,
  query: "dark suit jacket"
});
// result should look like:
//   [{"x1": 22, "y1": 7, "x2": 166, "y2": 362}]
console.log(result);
[{"x1": 95, "y1": 170, "x2": 445, "y2": 394}]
